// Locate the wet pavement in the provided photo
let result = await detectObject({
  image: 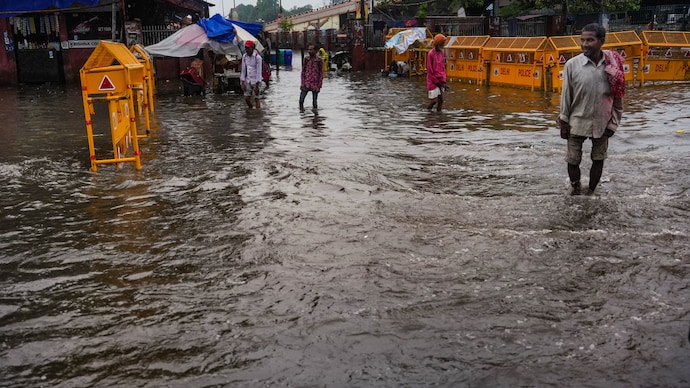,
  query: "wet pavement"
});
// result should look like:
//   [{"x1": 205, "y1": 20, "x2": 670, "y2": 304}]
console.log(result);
[{"x1": 1, "y1": 57, "x2": 689, "y2": 386}]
